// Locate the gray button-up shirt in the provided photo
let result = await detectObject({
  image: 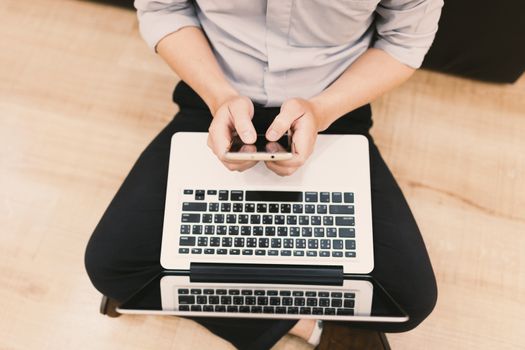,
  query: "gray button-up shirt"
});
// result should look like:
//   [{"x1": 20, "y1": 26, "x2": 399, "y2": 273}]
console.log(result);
[{"x1": 135, "y1": 0, "x2": 443, "y2": 107}]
